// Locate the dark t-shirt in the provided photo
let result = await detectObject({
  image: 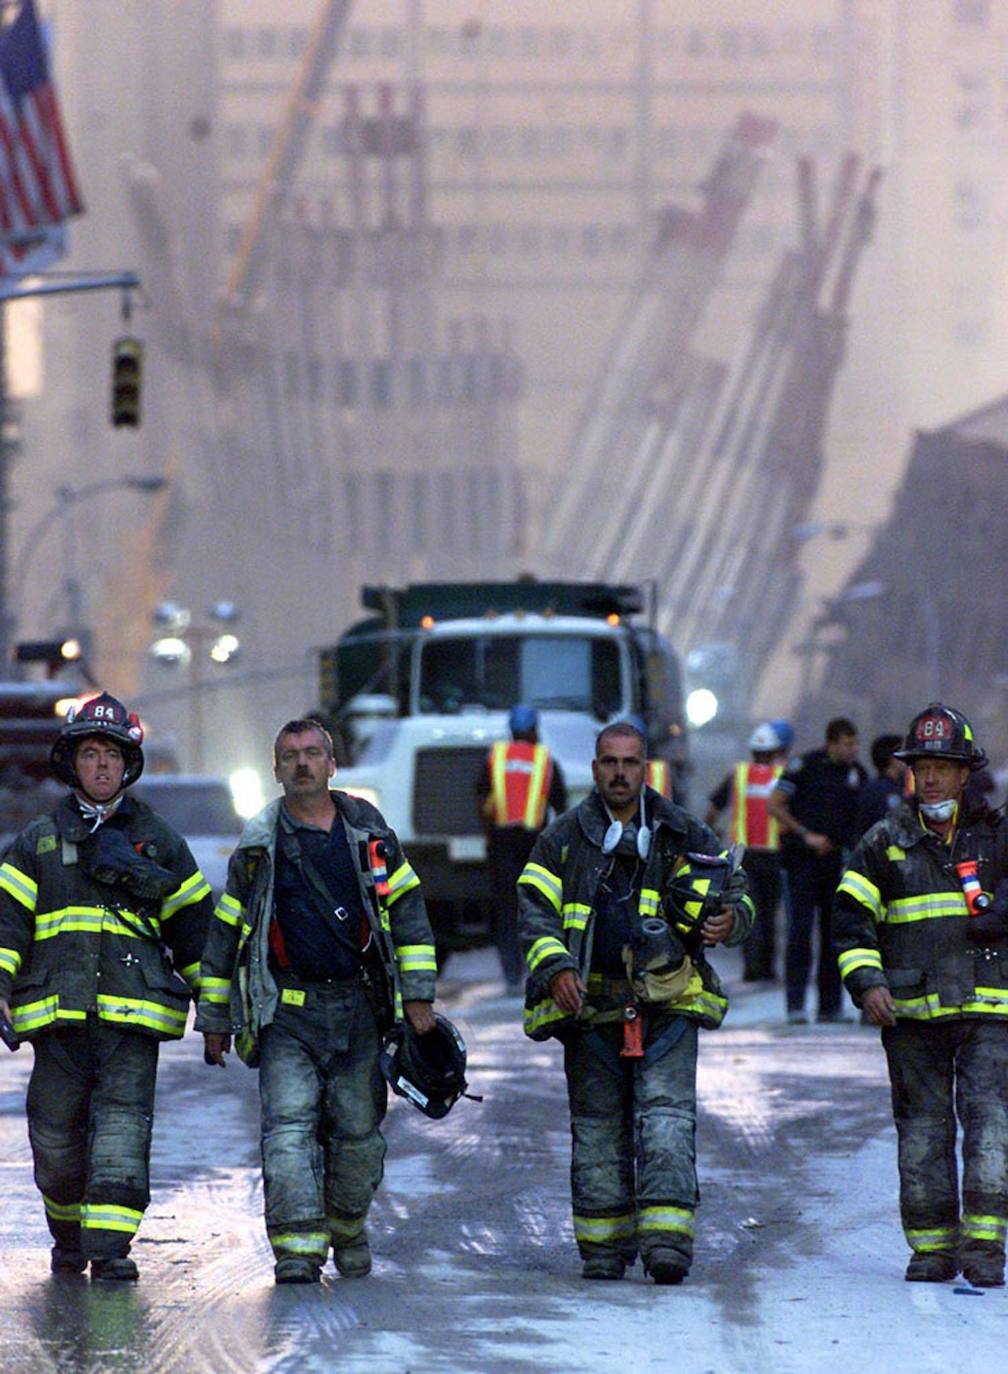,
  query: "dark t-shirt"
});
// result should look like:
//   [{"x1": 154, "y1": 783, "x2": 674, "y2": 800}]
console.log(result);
[
  {"x1": 272, "y1": 808, "x2": 368, "y2": 979},
  {"x1": 776, "y1": 748, "x2": 867, "y2": 863}
]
